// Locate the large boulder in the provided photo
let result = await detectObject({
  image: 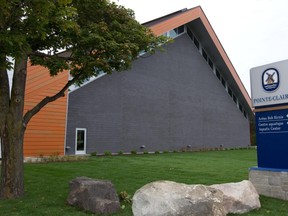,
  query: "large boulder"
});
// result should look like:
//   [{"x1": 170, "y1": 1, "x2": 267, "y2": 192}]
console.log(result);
[
  {"x1": 210, "y1": 180, "x2": 261, "y2": 214},
  {"x1": 132, "y1": 180, "x2": 226, "y2": 216},
  {"x1": 67, "y1": 177, "x2": 120, "y2": 214}
]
